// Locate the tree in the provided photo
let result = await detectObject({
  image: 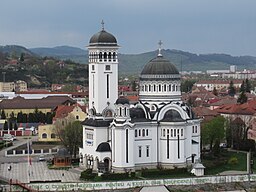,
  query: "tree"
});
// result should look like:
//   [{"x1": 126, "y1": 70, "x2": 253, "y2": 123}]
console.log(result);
[
  {"x1": 1, "y1": 109, "x2": 6, "y2": 119},
  {"x1": 237, "y1": 91, "x2": 247, "y2": 104},
  {"x1": 201, "y1": 116, "x2": 225, "y2": 153},
  {"x1": 131, "y1": 80, "x2": 137, "y2": 91},
  {"x1": 17, "y1": 111, "x2": 23, "y2": 123},
  {"x1": 212, "y1": 87, "x2": 218, "y2": 96},
  {"x1": 181, "y1": 79, "x2": 196, "y2": 93},
  {"x1": 14, "y1": 123, "x2": 18, "y2": 130},
  {"x1": 55, "y1": 116, "x2": 83, "y2": 158},
  {"x1": 3, "y1": 121, "x2": 8, "y2": 130},
  {"x1": 245, "y1": 79, "x2": 251, "y2": 93},
  {"x1": 239, "y1": 81, "x2": 245, "y2": 92},
  {"x1": 228, "y1": 80, "x2": 236, "y2": 97}
]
